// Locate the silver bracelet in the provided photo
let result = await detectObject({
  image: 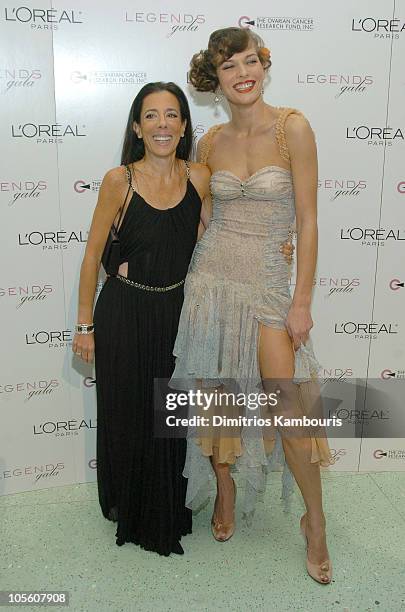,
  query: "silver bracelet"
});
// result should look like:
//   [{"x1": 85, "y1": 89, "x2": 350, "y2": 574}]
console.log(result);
[{"x1": 75, "y1": 323, "x2": 94, "y2": 334}]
